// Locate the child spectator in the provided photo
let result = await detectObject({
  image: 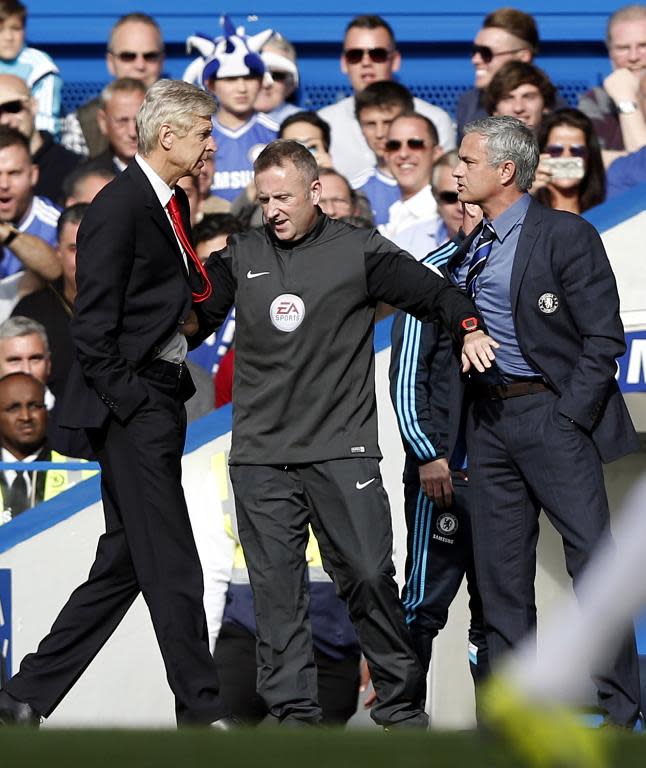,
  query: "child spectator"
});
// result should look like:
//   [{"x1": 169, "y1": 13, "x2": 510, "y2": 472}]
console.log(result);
[
  {"x1": 352, "y1": 81, "x2": 414, "y2": 225},
  {"x1": 187, "y1": 16, "x2": 278, "y2": 202},
  {"x1": 0, "y1": 1, "x2": 61, "y2": 136},
  {"x1": 484, "y1": 61, "x2": 556, "y2": 130}
]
